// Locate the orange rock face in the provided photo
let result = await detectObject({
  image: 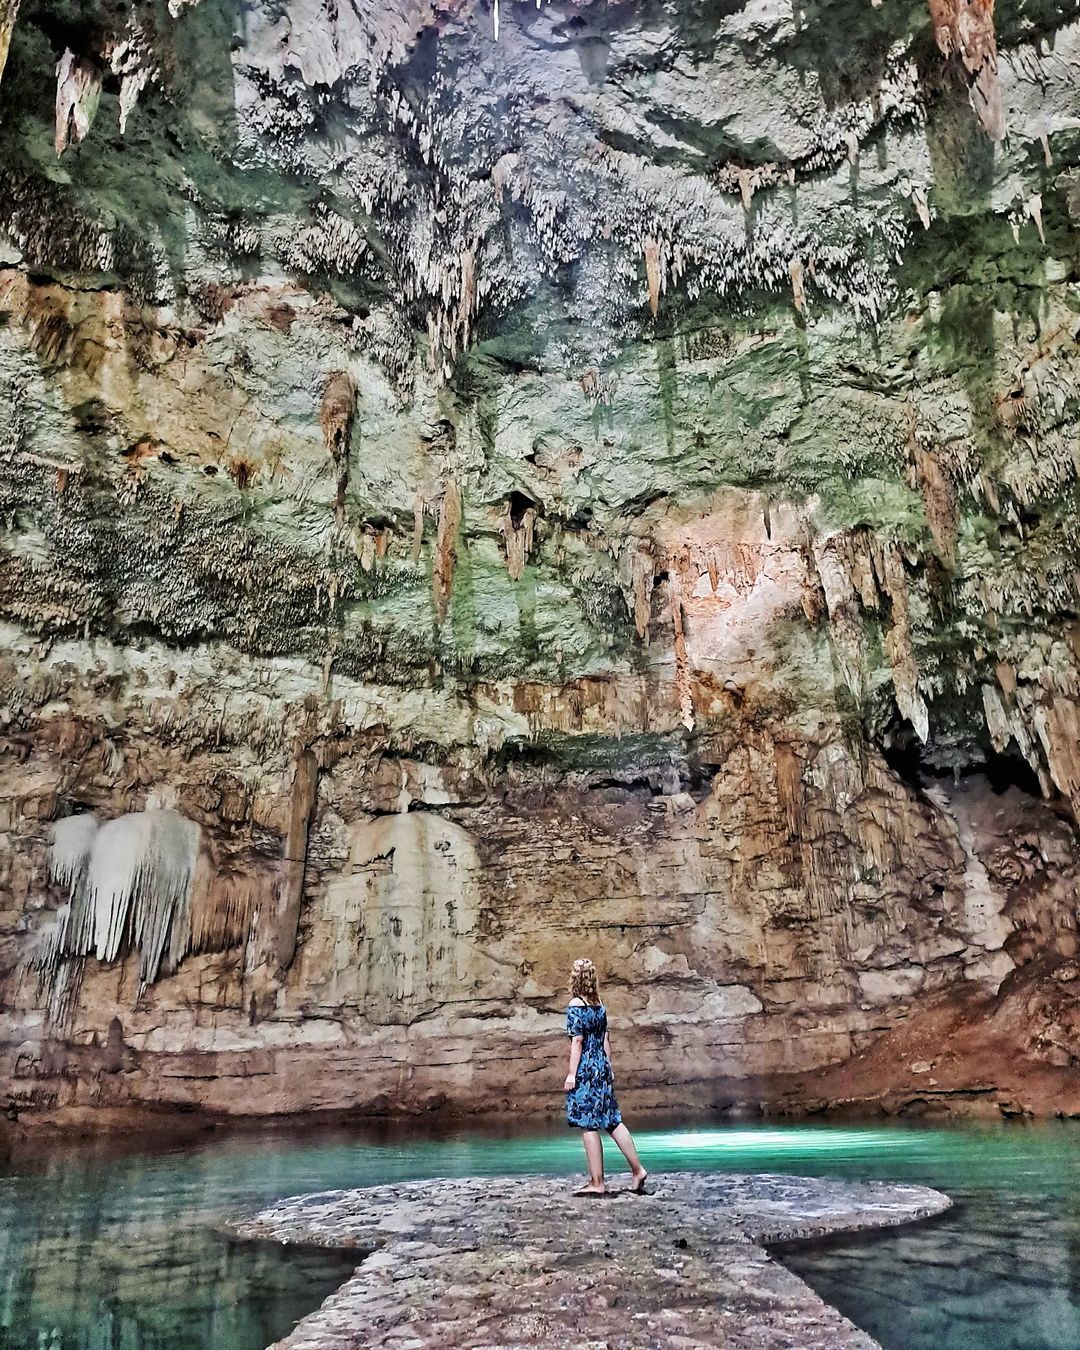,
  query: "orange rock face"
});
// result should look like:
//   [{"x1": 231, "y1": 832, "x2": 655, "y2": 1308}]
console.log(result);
[
  {"x1": 3, "y1": 632, "x2": 1079, "y2": 1128},
  {"x1": 3, "y1": 0, "x2": 1080, "y2": 1131}
]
